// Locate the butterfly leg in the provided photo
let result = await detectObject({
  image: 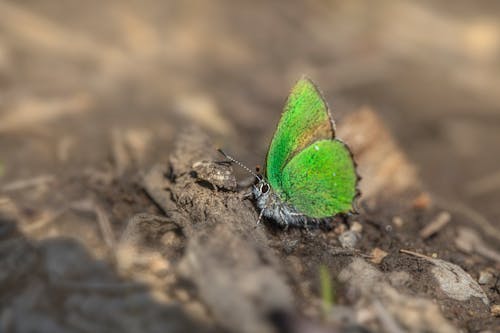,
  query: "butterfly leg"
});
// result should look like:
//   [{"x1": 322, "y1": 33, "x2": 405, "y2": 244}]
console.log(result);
[
  {"x1": 278, "y1": 210, "x2": 290, "y2": 231},
  {"x1": 256, "y1": 208, "x2": 265, "y2": 225},
  {"x1": 351, "y1": 199, "x2": 360, "y2": 214},
  {"x1": 288, "y1": 212, "x2": 314, "y2": 232},
  {"x1": 288, "y1": 212, "x2": 307, "y2": 227},
  {"x1": 241, "y1": 190, "x2": 253, "y2": 200},
  {"x1": 303, "y1": 219, "x2": 310, "y2": 232}
]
